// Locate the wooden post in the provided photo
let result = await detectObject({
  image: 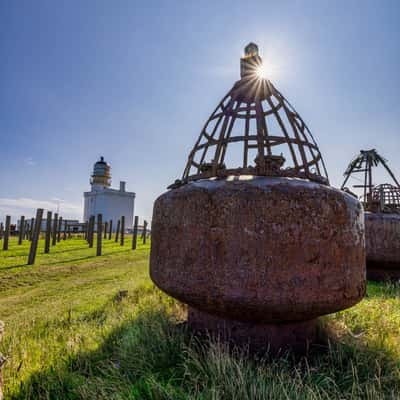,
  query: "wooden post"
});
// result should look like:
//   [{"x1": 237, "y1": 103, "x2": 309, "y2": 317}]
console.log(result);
[
  {"x1": 97, "y1": 214, "x2": 102, "y2": 256},
  {"x1": 142, "y1": 220, "x2": 148, "y2": 244},
  {"x1": 103, "y1": 221, "x2": 108, "y2": 239},
  {"x1": 132, "y1": 216, "x2": 139, "y2": 250},
  {"x1": 141, "y1": 226, "x2": 145, "y2": 240},
  {"x1": 0, "y1": 223, "x2": 3, "y2": 240},
  {"x1": 24, "y1": 220, "x2": 29, "y2": 240},
  {"x1": 108, "y1": 220, "x2": 112, "y2": 240},
  {"x1": 63, "y1": 220, "x2": 67, "y2": 240},
  {"x1": 87, "y1": 220, "x2": 91, "y2": 241},
  {"x1": 87, "y1": 219, "x2": 91, "y2": 246},
  {"x1": 44, "y1": 211, "x2": 52, "y2": 254},
  {"x1": 18, "y1": 216, "x2": 25, "y2": 245},
  {"x1": 89, "y1": 216, "x2": 95, "y2": 248},
  {"x1": 29, "y1": 218, "x2": 34, "y2": 241},
  {"x1": 28, "y1": 208, "x2": 44, "y2": 265},
  {"x1": 3, "y1": 216, "x2": 11, "y2": 251},
  {"x1": 52, "y1": 213, "x2": 58, "y2": 246},
  {"x1": 84, "y1": 221, "x2": 88, "y2": 241},
  {"x1": 115, "y1": 219, "x2": 120, "y2": 243},
  {"x1": 91, "y1": 216, "x2": 96, "y2": 246},
  {"x1": 120, "y1": 216, "x2": 125, "y2": 246},
  {"x1": 57, "y1": 216, "x2": 62, "y2": 242}
]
